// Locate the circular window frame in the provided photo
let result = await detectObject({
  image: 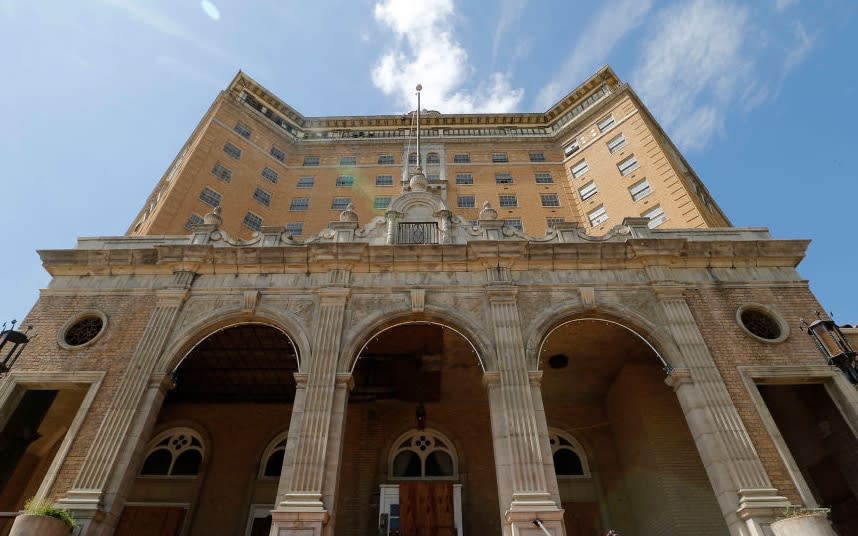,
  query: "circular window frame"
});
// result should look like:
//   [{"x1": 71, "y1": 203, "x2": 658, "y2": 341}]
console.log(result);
[
  {"x1": 736, "y1": 304, "x2": 789, "y2": 344},
  {"x1": 58, "y1": 311, "x2": 108, "y2": 350}
]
